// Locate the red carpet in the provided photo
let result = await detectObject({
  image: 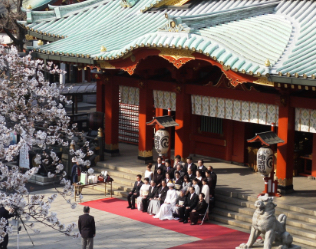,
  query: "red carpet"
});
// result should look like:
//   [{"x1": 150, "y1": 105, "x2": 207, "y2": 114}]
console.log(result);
[{"x1": 80, "y1": 198, "x2": 249, "y2": 248}]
